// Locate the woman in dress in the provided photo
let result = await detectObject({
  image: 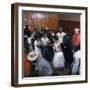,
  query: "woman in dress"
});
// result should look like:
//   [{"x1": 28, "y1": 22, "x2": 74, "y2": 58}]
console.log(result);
[{"x1": 53, "y1": 36, "x2": 65, "y2": 69}]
